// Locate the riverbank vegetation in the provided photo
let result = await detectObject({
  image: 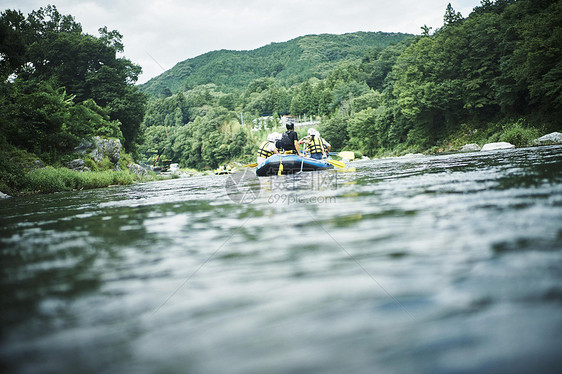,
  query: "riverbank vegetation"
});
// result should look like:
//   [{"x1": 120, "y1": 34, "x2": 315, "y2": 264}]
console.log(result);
[
  {"x1": 139, "y1": 0, "x2": 561, "y2": 167},
  {"x1": 0, "y1": 138, "x2": 158, "y2": 195},
  {"x1": 0, "y1": 5, "x2": 147, "y2": 195},
  {"x1": 1, "y1": 1, "x2": 561, "y2": 195}
]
